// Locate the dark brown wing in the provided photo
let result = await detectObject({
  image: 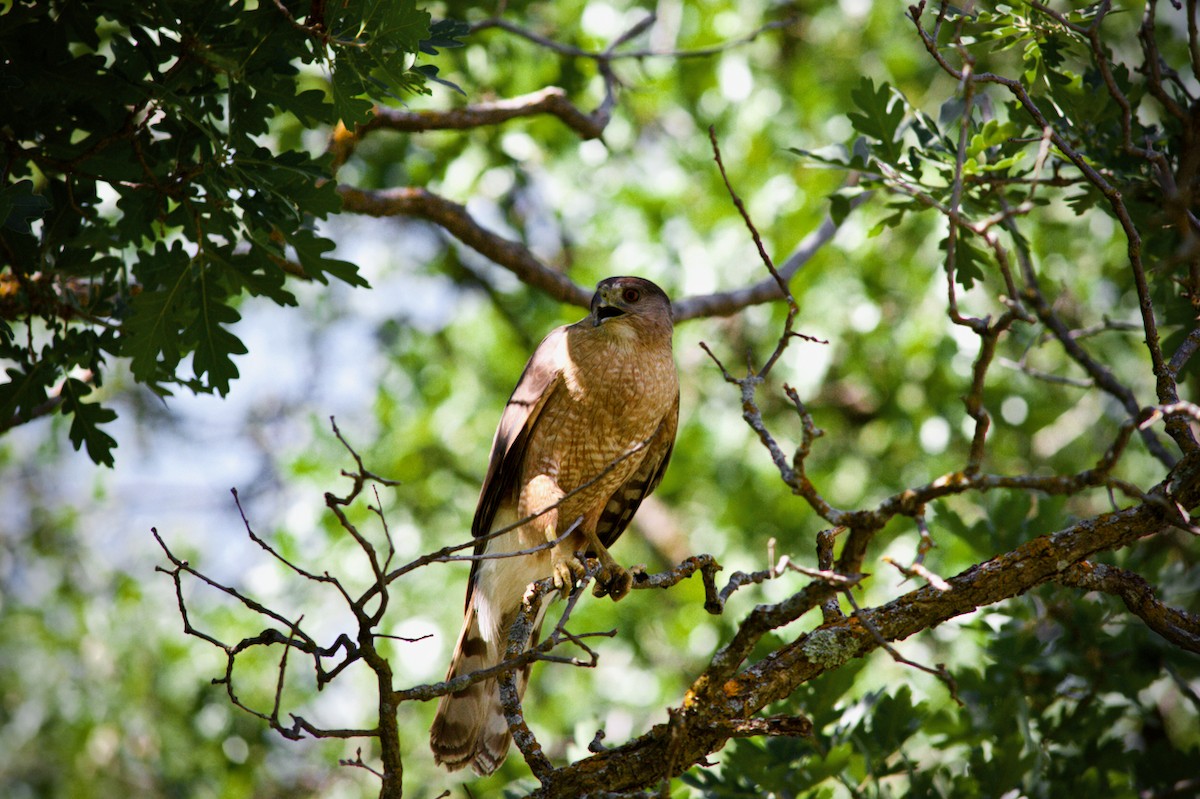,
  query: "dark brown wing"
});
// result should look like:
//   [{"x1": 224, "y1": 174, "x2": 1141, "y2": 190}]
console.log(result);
[
  {"x1": 593, "y1": 391, "x2": 680, "y2": 550},
  {"x1": 462, "y1": 326, "x2": 566, "y2": 609}
]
